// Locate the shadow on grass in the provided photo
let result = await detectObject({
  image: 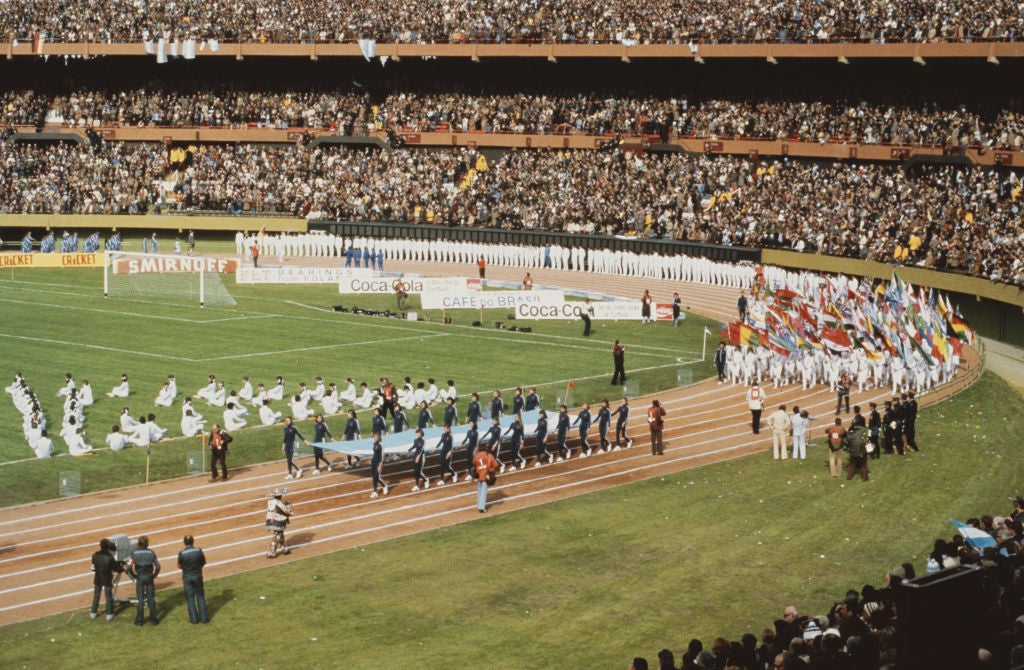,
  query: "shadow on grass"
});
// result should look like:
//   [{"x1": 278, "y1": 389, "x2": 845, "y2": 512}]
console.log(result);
[{"x1": 206, "y1": 587, "x2": 235, "y2": 619}]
